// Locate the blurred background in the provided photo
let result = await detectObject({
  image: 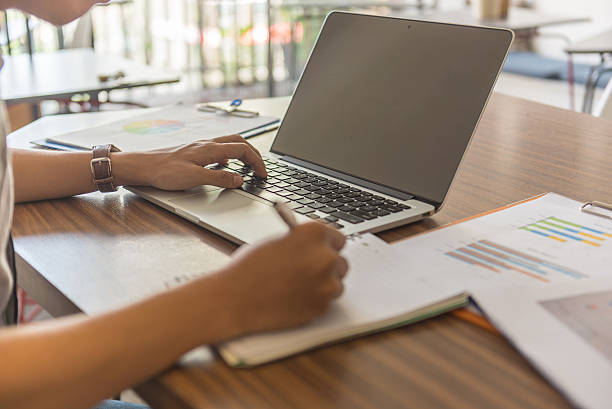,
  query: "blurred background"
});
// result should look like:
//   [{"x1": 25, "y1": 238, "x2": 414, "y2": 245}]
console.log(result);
[{"x1": 2, "y1": 0, "x2": 612, "y2": 130}]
